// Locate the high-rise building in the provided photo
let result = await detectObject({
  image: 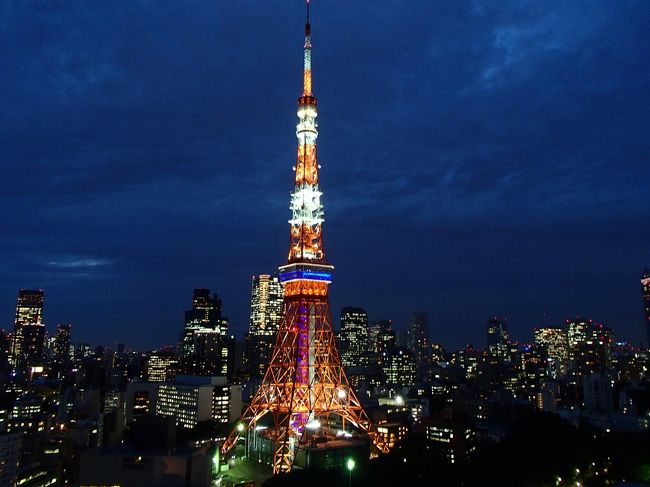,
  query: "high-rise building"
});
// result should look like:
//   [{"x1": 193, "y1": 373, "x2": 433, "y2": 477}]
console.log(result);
[
  {"x1": 452, "y1": 345, "x2": 480, "y2": 379},
  {"x1": 156, "y1": 376, "x2": 241, "y2": 429},
  {"x1": 382, "y1": 348, "x2": 417, "y2": 387},
  {"x1": 246, "y1": 274, "x2": 284, "y2": 378},
  {"x1": 426, "y1": 419, "x2": 476, "y2": 465},
  {"x1": 367, "y1": 320, "x2": 396, "y2": 368},
  {"x1": 642, "y1": 269, "x2": 650, "y2": 346},
  {"x1": 180, "y1": 289, "x2": 230, "y2": 377},
  {"x1": 573, "y1": 324, "x2": 614, "y2": 377},
  {"x1": 249, "y1": 274, "x2": 284, "y2": 337},
  {"x1": 566, "y1": 316, "x2": 591, "y2": 348},
  {"x1": 430, "y1": 343, "x2": 445, "y2": 363},
  {"x1": 53, "y1": 324, "x2": 72, "y2": 371},
  {"x1": 534, "y1": 327, "x2": 568, "y2": 377},
  {"x1": 486, "y1": 316, "x2": 509, "y2": 360},
  {"x1": 340, "y1": 307, "x2": 369, "y2": 367},
  {"x1": 369, "y1": 319, "x2": 392, "y2": 354},
  {"x1": 145, "y1": 348, "x2": 178, "y2": 382},
  {"x1": 566, "y1": 316, "x2": 592, "y2": 363},
  {"x1": 0, "y1": 433, "x2": 22, "y2": 487},
  {"x1": 10, "y1": 289, "x2": 45, "y2": 372},
  {"x1": 407, "y1": 312, "x2": 430, "y2": 378},
  {"x1": 0, "y1": 330, "x2": 11, "y2": 374}
]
